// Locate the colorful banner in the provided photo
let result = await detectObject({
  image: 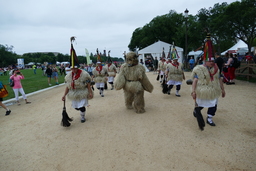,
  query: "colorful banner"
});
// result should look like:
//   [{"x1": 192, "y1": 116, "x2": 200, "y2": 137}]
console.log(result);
[{"x1": 85, "y1": 48, "x2": 90, "y2": 64}]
